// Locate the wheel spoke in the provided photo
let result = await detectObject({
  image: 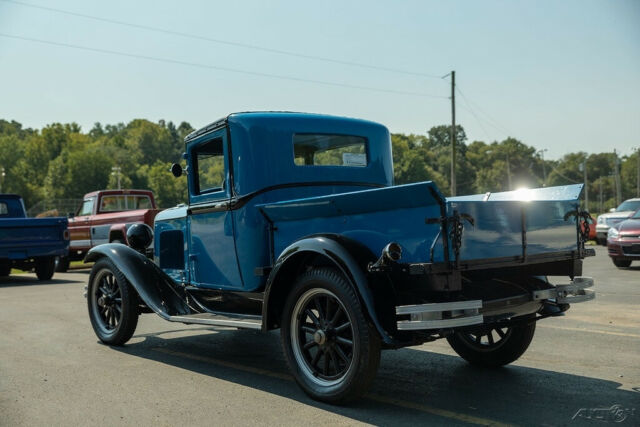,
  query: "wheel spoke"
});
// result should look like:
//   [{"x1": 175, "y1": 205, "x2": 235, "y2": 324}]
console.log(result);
[
  {"x1": 314, "y1": 299, "x2": 325, "y2": 322},
  {"x1": 303, "y1": 340, "x2": 317, "y2": 350},
  {"x1": 305, "y1": 309, "x2": 322, "y2": 329},
  {"x1": 328, "y1": 305, "x2": 342, "y2": 328},
  {"x1": 301, "y1": 325, "x2": 315, "y2": 334},
  {"x1": 496, "y1": 328, "x2": 506, "y2": 338},
  {"x1": 333, "y1": 344, "x2": 350, "y2": 364},
  {"x1": 335, "y1": 336, "x2": 352, "y2": 347},
  {"x1": 325, "y1": 297, "x2": 332, "y2": 324},
  {"x1": 487, "y1": 332, "x2": 494, "y2": 345},
  {"x1": 310, "y1": 348, "x2": 322, "y2": 368},
  {"x1": 322, "y1": 351, "x2": 329, "y2": 376},
  {"x1": 327, "y1": 349, "x2": 338, "y2": 375},
  {"x1": 334, "y1": 321, "x2": 350, "y2": 333}
]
